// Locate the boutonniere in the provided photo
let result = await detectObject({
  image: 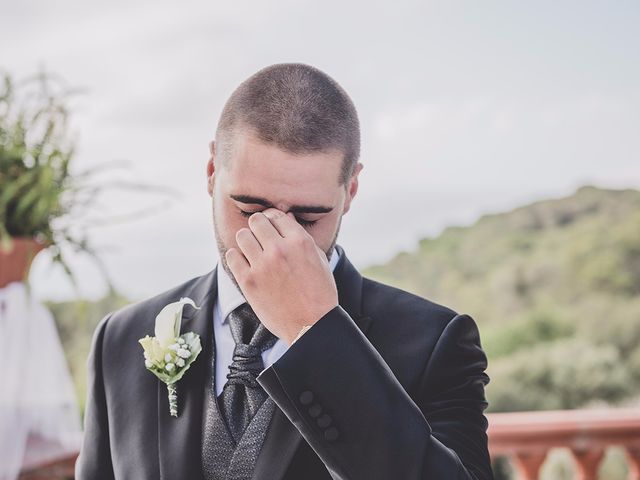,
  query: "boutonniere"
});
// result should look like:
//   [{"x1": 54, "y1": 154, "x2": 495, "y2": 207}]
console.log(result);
[{"x1": 138, "y1": 297, "x2": 202, "y2": 417}]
